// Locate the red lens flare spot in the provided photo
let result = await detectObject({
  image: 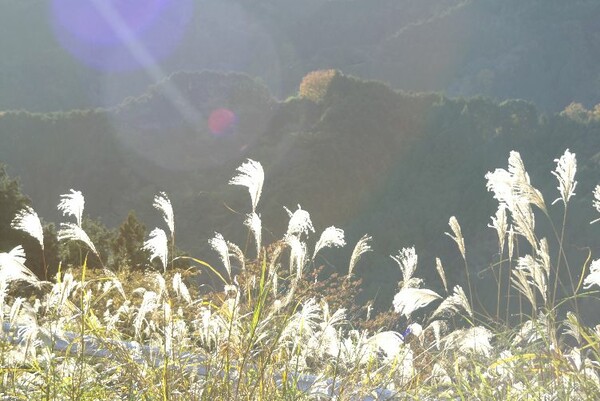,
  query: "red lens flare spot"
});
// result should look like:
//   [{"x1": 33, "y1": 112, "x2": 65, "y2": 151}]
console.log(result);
[{"x1": 208, "y1": 108, "x2": 237, "y2": 136}]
